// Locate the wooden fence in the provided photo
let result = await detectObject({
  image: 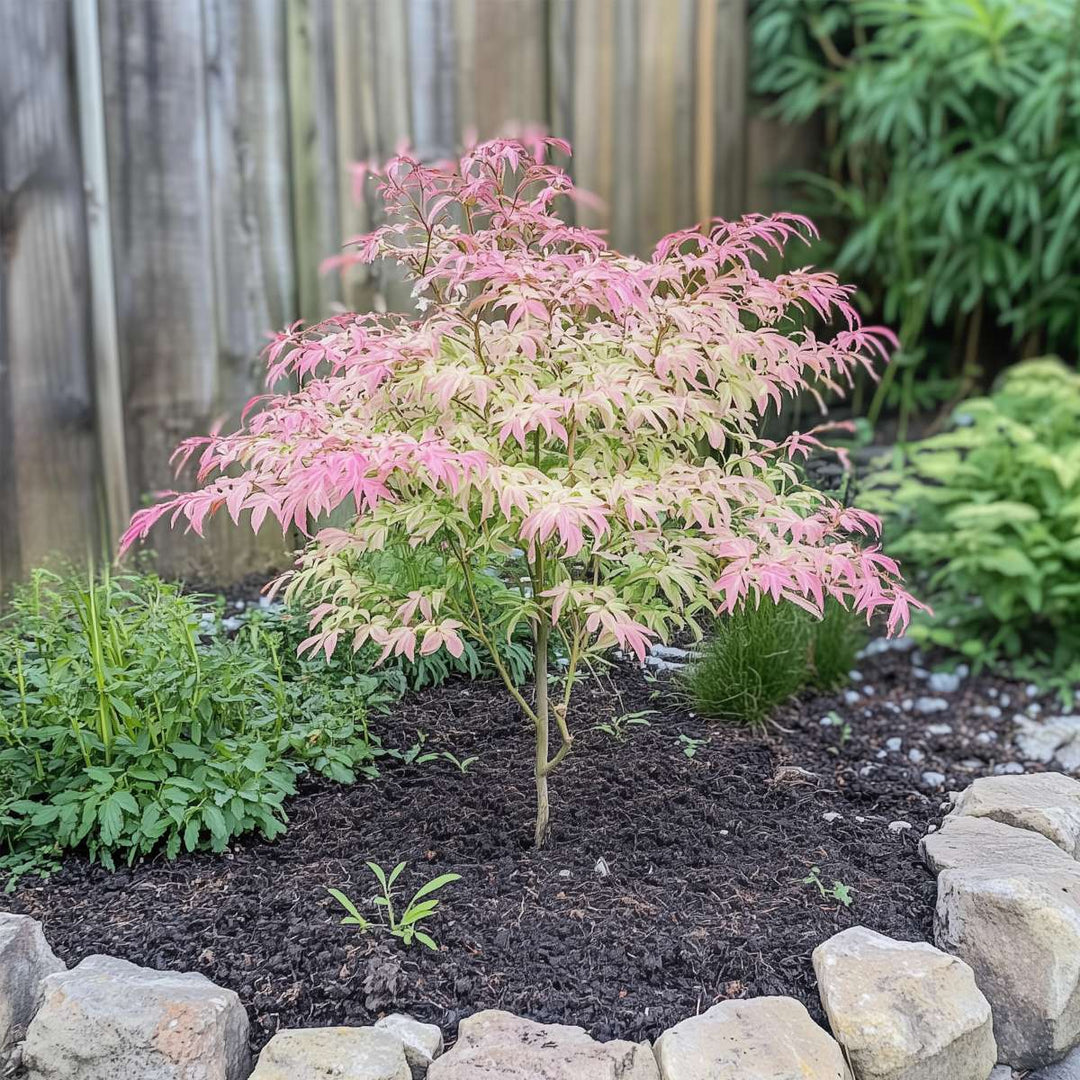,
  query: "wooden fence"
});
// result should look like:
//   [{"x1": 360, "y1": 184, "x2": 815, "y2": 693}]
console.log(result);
[{"x1": 0, "y1": 0, "x2": 810, "y2": 591}]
